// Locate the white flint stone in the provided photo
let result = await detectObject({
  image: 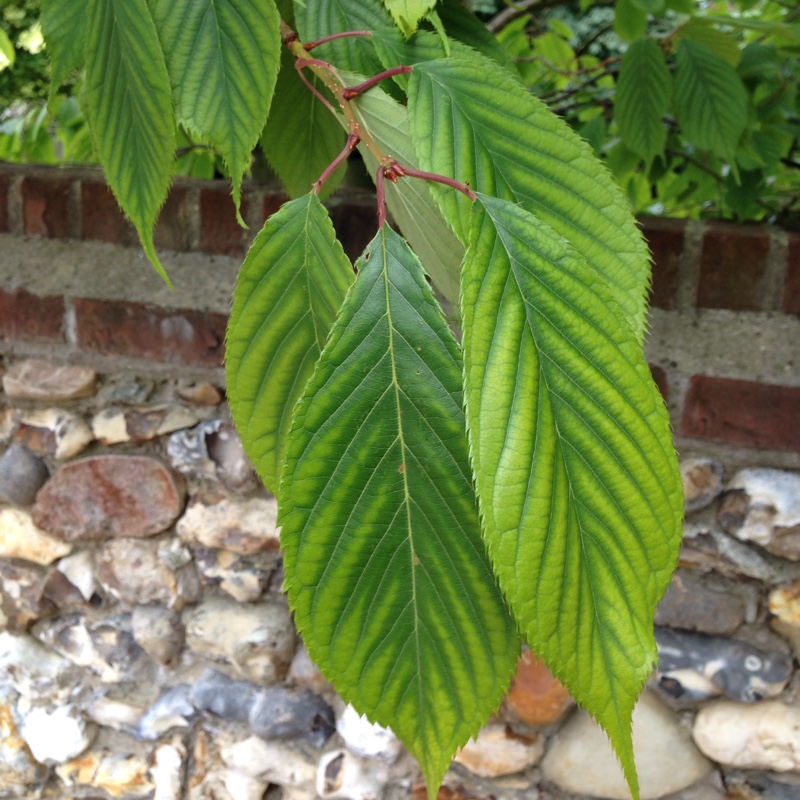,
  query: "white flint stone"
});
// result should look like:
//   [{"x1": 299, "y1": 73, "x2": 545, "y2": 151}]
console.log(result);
[
  {"x1": 0, "y1": 507, "x2": 72, "y2": 565},
  {"x1": 693, "y1": 700, "x2": 800, "y2": 771},
  {"x1": 0, "y1": 690, "x2": 48, "y2": 787},
  {"x1": 541, "y1": 691, "x2": 712, "y2": 799},
  {"x1": 317, "y1": 749, "x2": 387, "y2": 800},
  {"x1": 337, "y1": 704, "x2": 403, "y2": 763},
  {"x1": 728, "y1": 468, "x2": 800, "y2": 545},
  {"x1": 56, "y1": 750, "x2": 154, "y2": 798},
  {"x1": 84, "y1": 695, "x2": 144, "y2": 732},
  {"x1": 56, "y1": 550, "x2": 97, "y2": 601},
  {"x1": 152, "y1": 741, "x2": 186, "y2": 800},
  {"x1": 221, "y1": 736, "x2": 316, "y2": 789},
  {"x1": 20, "y1": 705, "x2": 94, "y2": 763},
  {"x1": 177, "y1": 494, "x2": 280, "y2": 555},
  {"x1": 91, "y1": 408, "x2": 130, "y2": 444},
  {"x1": 455, "y1": 723, "x2": 544, "y2": 777},
  {"x1": 184, "y1": 597, "x2": 295, "y2": 683},
  {"x1": 222, "y1": 770, "x2": 268, "y2": 800},
  {"x1": 0, "y1": 632, "x2": 71, "y2": 700},
  {"x1": 19, "y1": 408, "x2": 94, "y2": 460}
]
